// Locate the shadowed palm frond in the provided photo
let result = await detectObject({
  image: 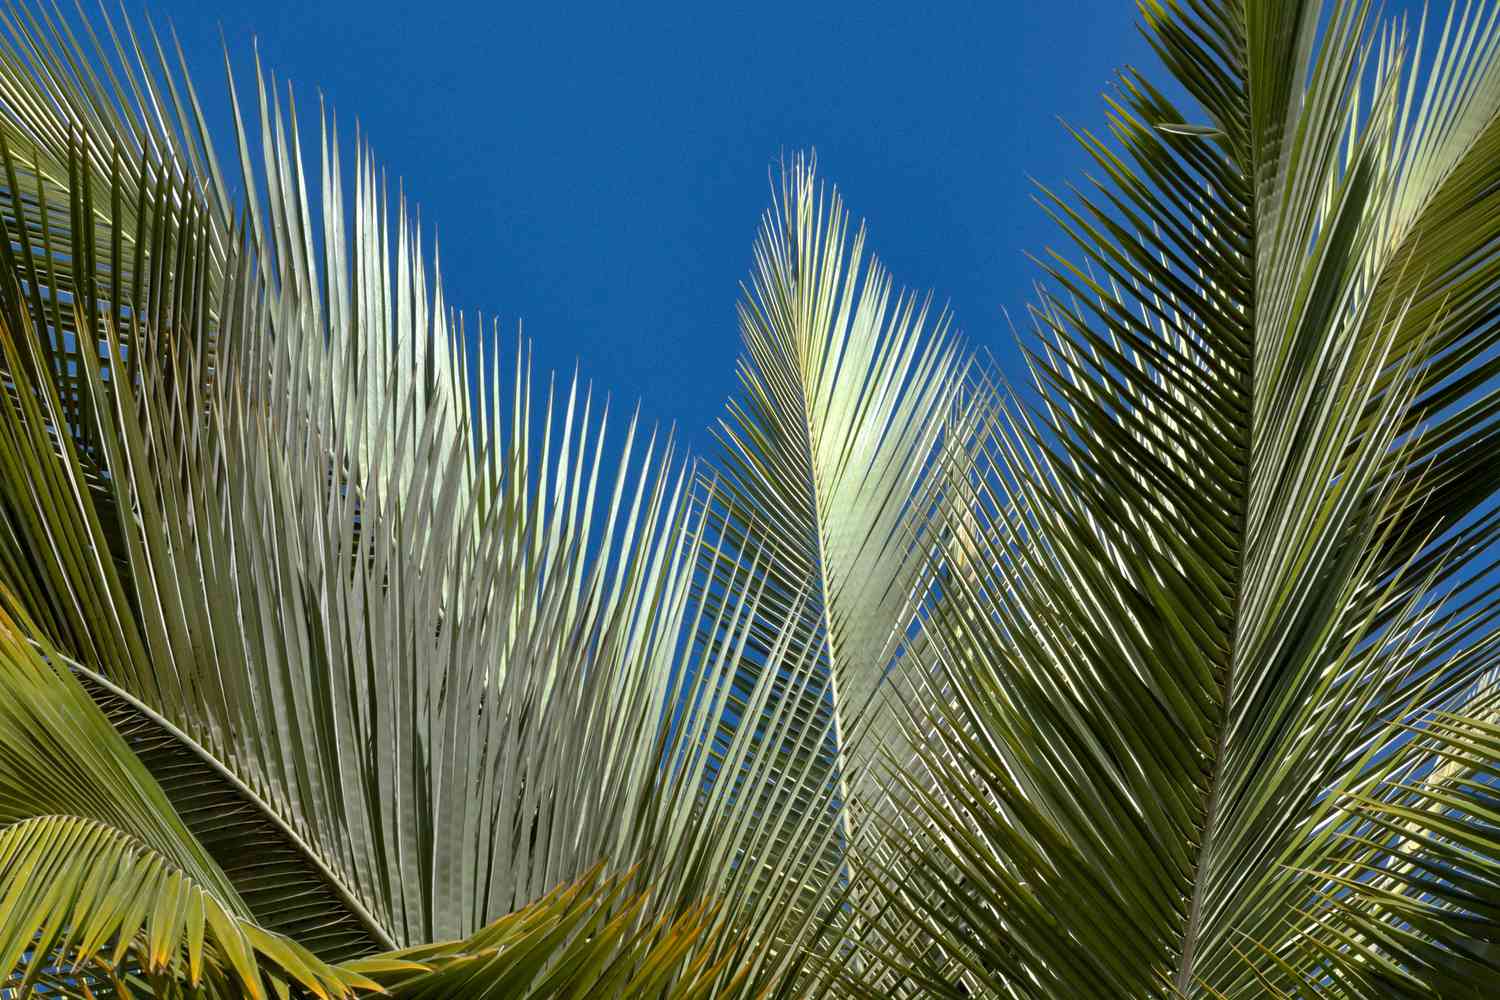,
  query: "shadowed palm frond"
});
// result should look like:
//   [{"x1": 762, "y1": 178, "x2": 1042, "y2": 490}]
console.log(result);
[
  {"x1": 0, "y1": 606, "x2": 374, "y2": 999},
  {"x1": 838, "y1": 1, "x2": 1500, "y2": 997}
]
